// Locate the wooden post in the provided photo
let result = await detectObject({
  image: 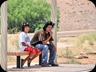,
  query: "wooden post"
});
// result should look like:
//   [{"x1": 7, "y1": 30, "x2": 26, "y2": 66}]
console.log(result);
[
  {"x1": 1, "y1": 1, "x2": 7, "y2": 71},
  {"x1": 51, "y1": 0, "x2": 57, "y2": 63}
]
